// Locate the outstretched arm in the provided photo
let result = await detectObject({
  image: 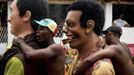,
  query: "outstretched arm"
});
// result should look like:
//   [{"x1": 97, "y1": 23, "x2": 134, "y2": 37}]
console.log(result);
[
  {"x1": 74, "y1": 32, "x2": 134, "y2": 75},
  {"x1": 15, "y1": 38, "x2": 65, "y2": 61},
  {"x1": 75, "y1": 45, "x2": 133, "y2": 75}
]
